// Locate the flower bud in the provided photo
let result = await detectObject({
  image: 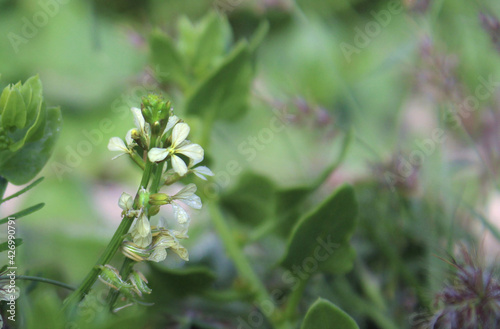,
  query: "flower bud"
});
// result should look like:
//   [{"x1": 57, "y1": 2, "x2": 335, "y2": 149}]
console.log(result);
[
  {"x1": 149, "y1": 193, "x2": 170, "y2": 205},
  {"x1": 128, "y1": 270, "x2": 152, "y2": 297}
]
